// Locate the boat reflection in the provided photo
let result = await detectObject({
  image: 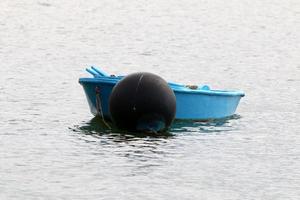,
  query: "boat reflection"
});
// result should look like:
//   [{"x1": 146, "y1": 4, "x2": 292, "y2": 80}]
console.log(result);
[
  {"x1": 71, "y1": 116, "x2": 174, "y2": 140},
  {"x1": 72, "y1": 114, "x2": 242, "y2": 141},
  {"x1": 170, "y1": 114, "x2": 242, "y2": 134}
]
